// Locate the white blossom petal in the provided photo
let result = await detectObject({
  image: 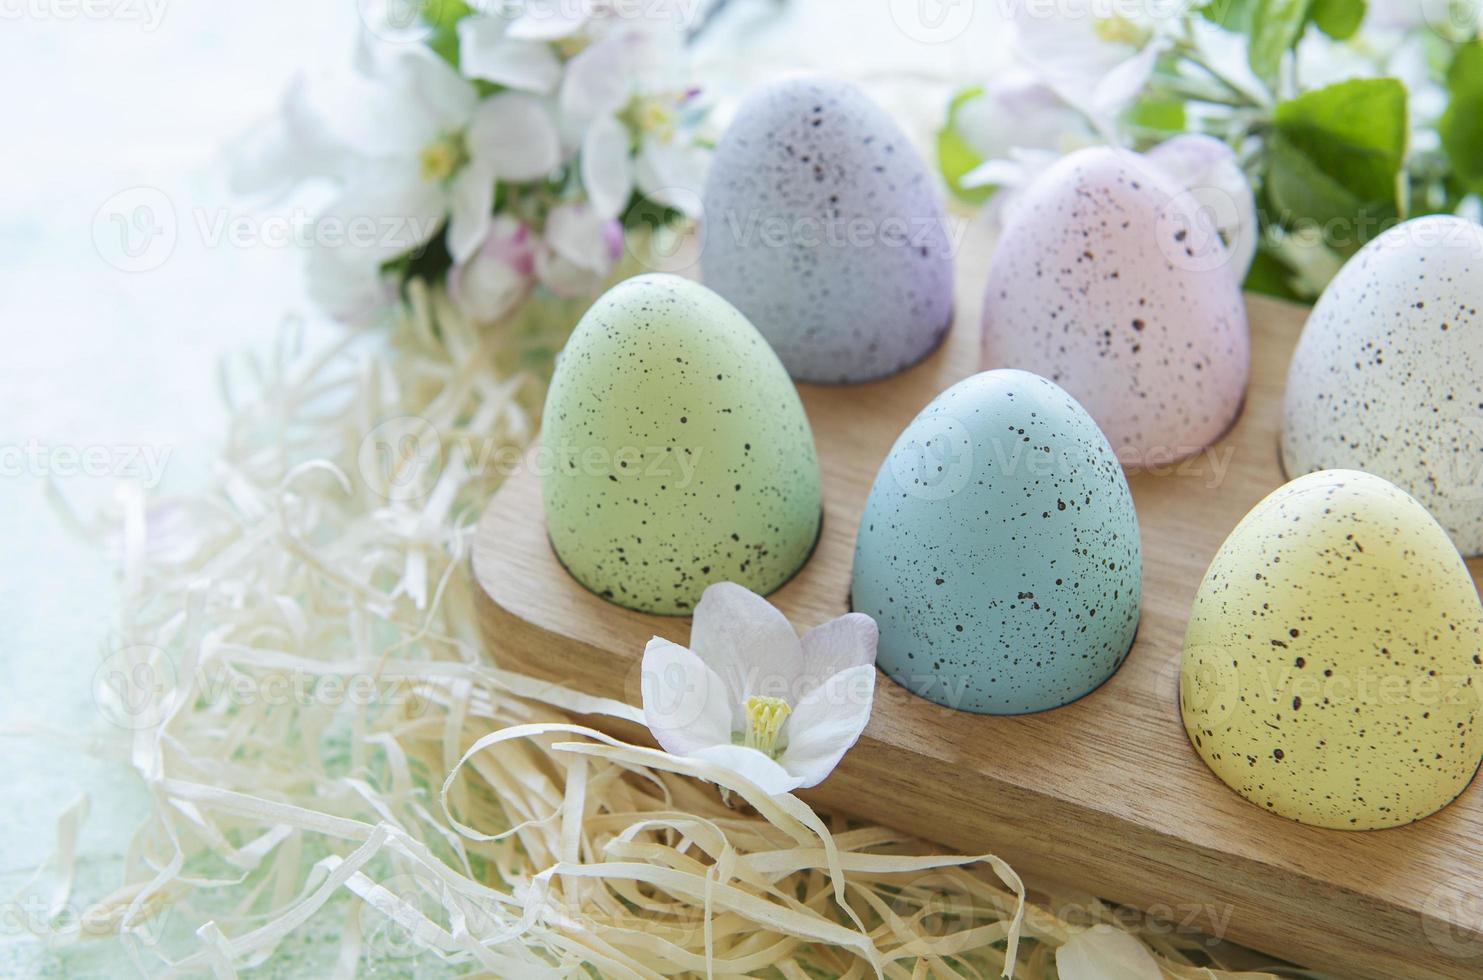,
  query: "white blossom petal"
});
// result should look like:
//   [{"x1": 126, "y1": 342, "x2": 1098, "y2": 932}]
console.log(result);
[
  {"x1": 446, "y1": 155, "x2": 499, "y2": 264},
  {"x1": 1056, "y1": 925, "x2": 1163, "y2": 980},
  {"x1": 1090, "y1": 40, "x2": 1168, "y2": 133},
  {"x1": 507, "y1": 0, "x2": 590, "y2": 41},
  {"x1": 458, "y1": 16, "x2": 563, "y2": 93},
  {"x1": 797, "y1": 613, "x2": 877, "y2": 699},
  {"x1": 582, "y1": 115, "x2": 636, "y2": 219},
  {"x1": 777, "y1": 664, "x2": 875, "y2": 789},
  {"x1": 690, "y1": 744, "x2": 802, "y2": 796},
  {"x1": 229, "y1": 75, "x2": 349, "y2": 197},
  {"x1": 634, "y1": 138, "x2": 709, "y2": 217},
  {"x1": 450, "y1": 216, "x2": 536, "y2": 323},
  {"x1": 690, "y1": 582, "x2": 805, "y2": 704},
  {"x1": 535, "y1": 203, "x2": 621, "y2": 298},
  {"x1": 466, "y1": 93, "x2": 561, "y2": 182},
  {"x1": 560, "y1": 34, "x2": 632, "y2": 133},
  {"x1": 641, "y1": 638, "x2": 737, "y2": 756}
]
